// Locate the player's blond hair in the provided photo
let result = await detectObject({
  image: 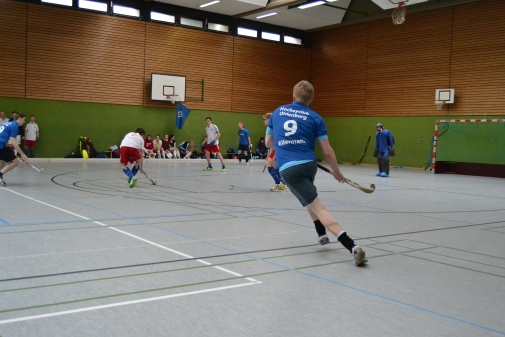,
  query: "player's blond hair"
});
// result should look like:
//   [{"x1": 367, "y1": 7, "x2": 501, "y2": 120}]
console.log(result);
[
  {"x1": 263, "y1": 112, "x2": 272, "y2": 120},
  {"x1": 293, "y1": 80, "x2": 314, "y2": 105}
]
